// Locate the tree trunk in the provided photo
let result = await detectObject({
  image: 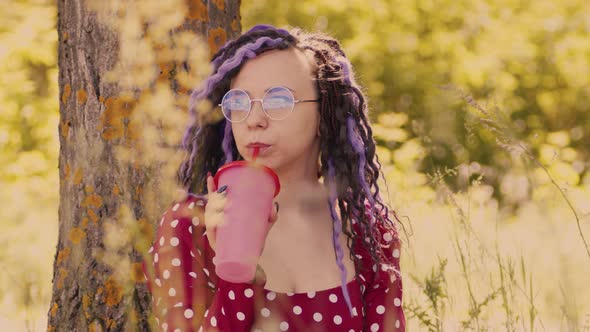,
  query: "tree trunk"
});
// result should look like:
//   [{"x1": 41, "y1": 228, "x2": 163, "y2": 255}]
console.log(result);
[{"x1": 49, "y1": 1, "x2": 240, "y2": 331}]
